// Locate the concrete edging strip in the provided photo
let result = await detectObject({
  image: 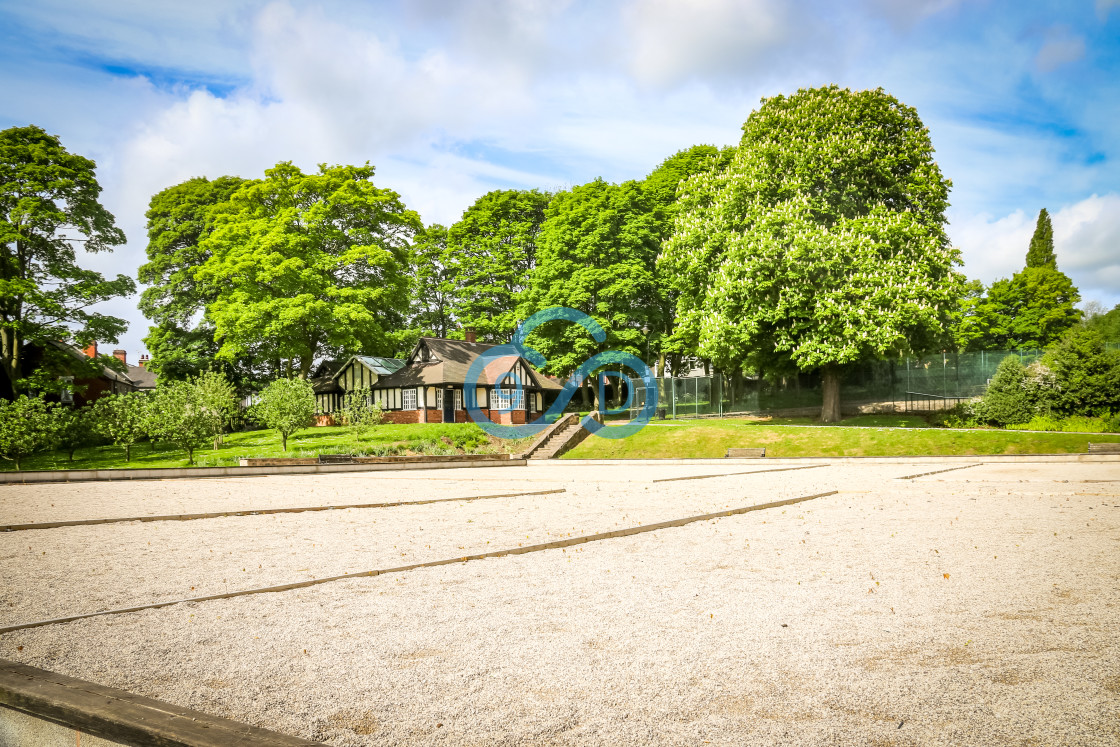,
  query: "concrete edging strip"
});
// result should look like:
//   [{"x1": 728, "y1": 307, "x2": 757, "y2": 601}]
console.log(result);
[
  {"x1": 895, "y1": 463, "x2": 983, "y2": 480},
  {"x1": 0, "y1": 457, "x2": 524, "y2": 485},
  {"x1": 0, "y1": 488, "x2": 567, "y2": 533},
  {"x1": 0, "y1": 490, "x2": 837, "y2": 635},
  {"x1": 0, "y1": 658, "x2": 321, "y2": 746},
  {"x1": 650, "y1": 464, "x2": 827, "y2": 483}
]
